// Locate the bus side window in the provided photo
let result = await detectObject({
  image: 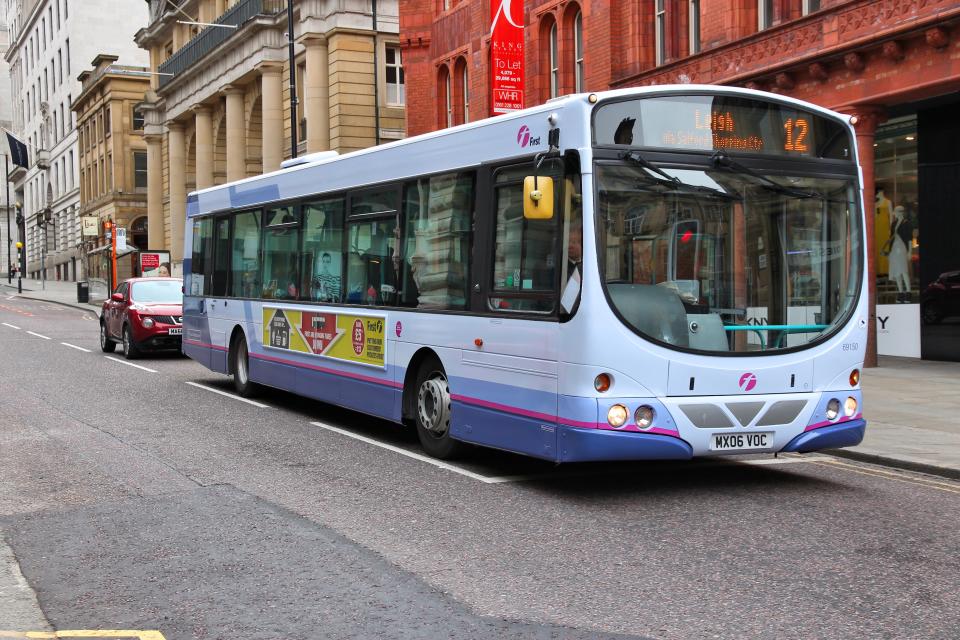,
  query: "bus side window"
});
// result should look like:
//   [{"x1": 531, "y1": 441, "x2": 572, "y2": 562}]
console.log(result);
[
  {"x1": 190, "y1": 217, "x2": 213, "y2": 296},
  {"x1": 489, "y1": 163, "x2": 562, "y2": 313},
  {"x1": 261, "y1": 206, "x2": 300, "y2": 300},
  {"x1": 400, "y1": 171, "x2": 473, "y2": 310},
  {"x1": 230, "y1": 210, "x2": 262, "y2": 298},
  {"x1": 346, "y1": 187, "x2": 400, "y2": 306},
  {"x1": 302, "y1": 198, "x2": 345, "y2": 303}
]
